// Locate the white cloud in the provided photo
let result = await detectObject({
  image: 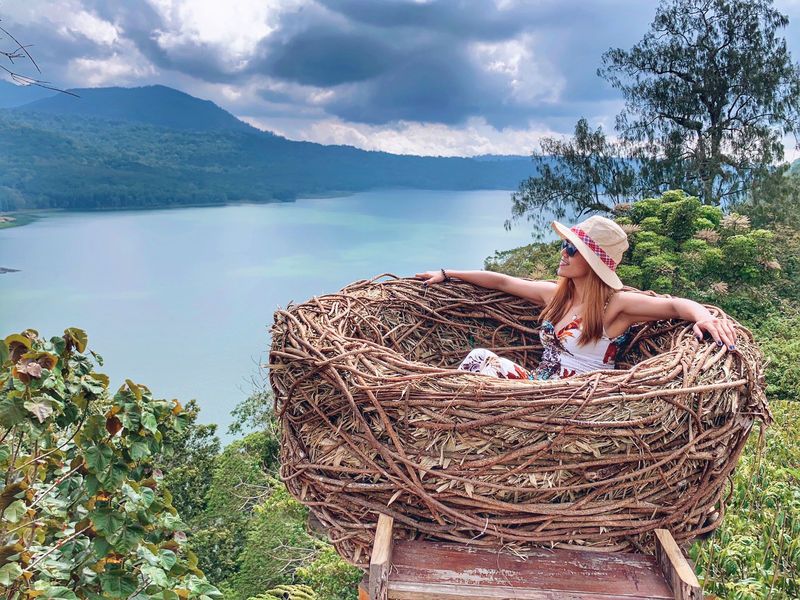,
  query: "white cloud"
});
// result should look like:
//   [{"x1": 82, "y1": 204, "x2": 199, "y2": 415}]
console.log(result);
[
  {"x1": 68, "y1": 51, "x2": 157, "y2": 86},
  {"x1": 241, "y1": 115, "x2": 565, "y2": 157},
  {"x1": 145, "y1": 0, "x2": 306, "y2": 67},
  {"x1": 471, "y1": 34, "x2": 565, "y2": 104},
  {"x1": 58, "y1": 10, "x2": 119, "y2": 45}
]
